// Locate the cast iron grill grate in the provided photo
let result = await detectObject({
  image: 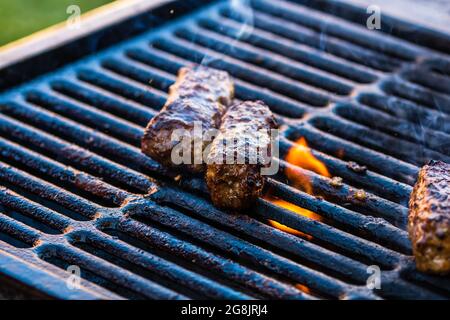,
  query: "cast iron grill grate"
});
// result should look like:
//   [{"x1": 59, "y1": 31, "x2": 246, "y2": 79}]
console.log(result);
[{"x1": 0, "y1": 0, "x2": 450, "y2": 299}]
